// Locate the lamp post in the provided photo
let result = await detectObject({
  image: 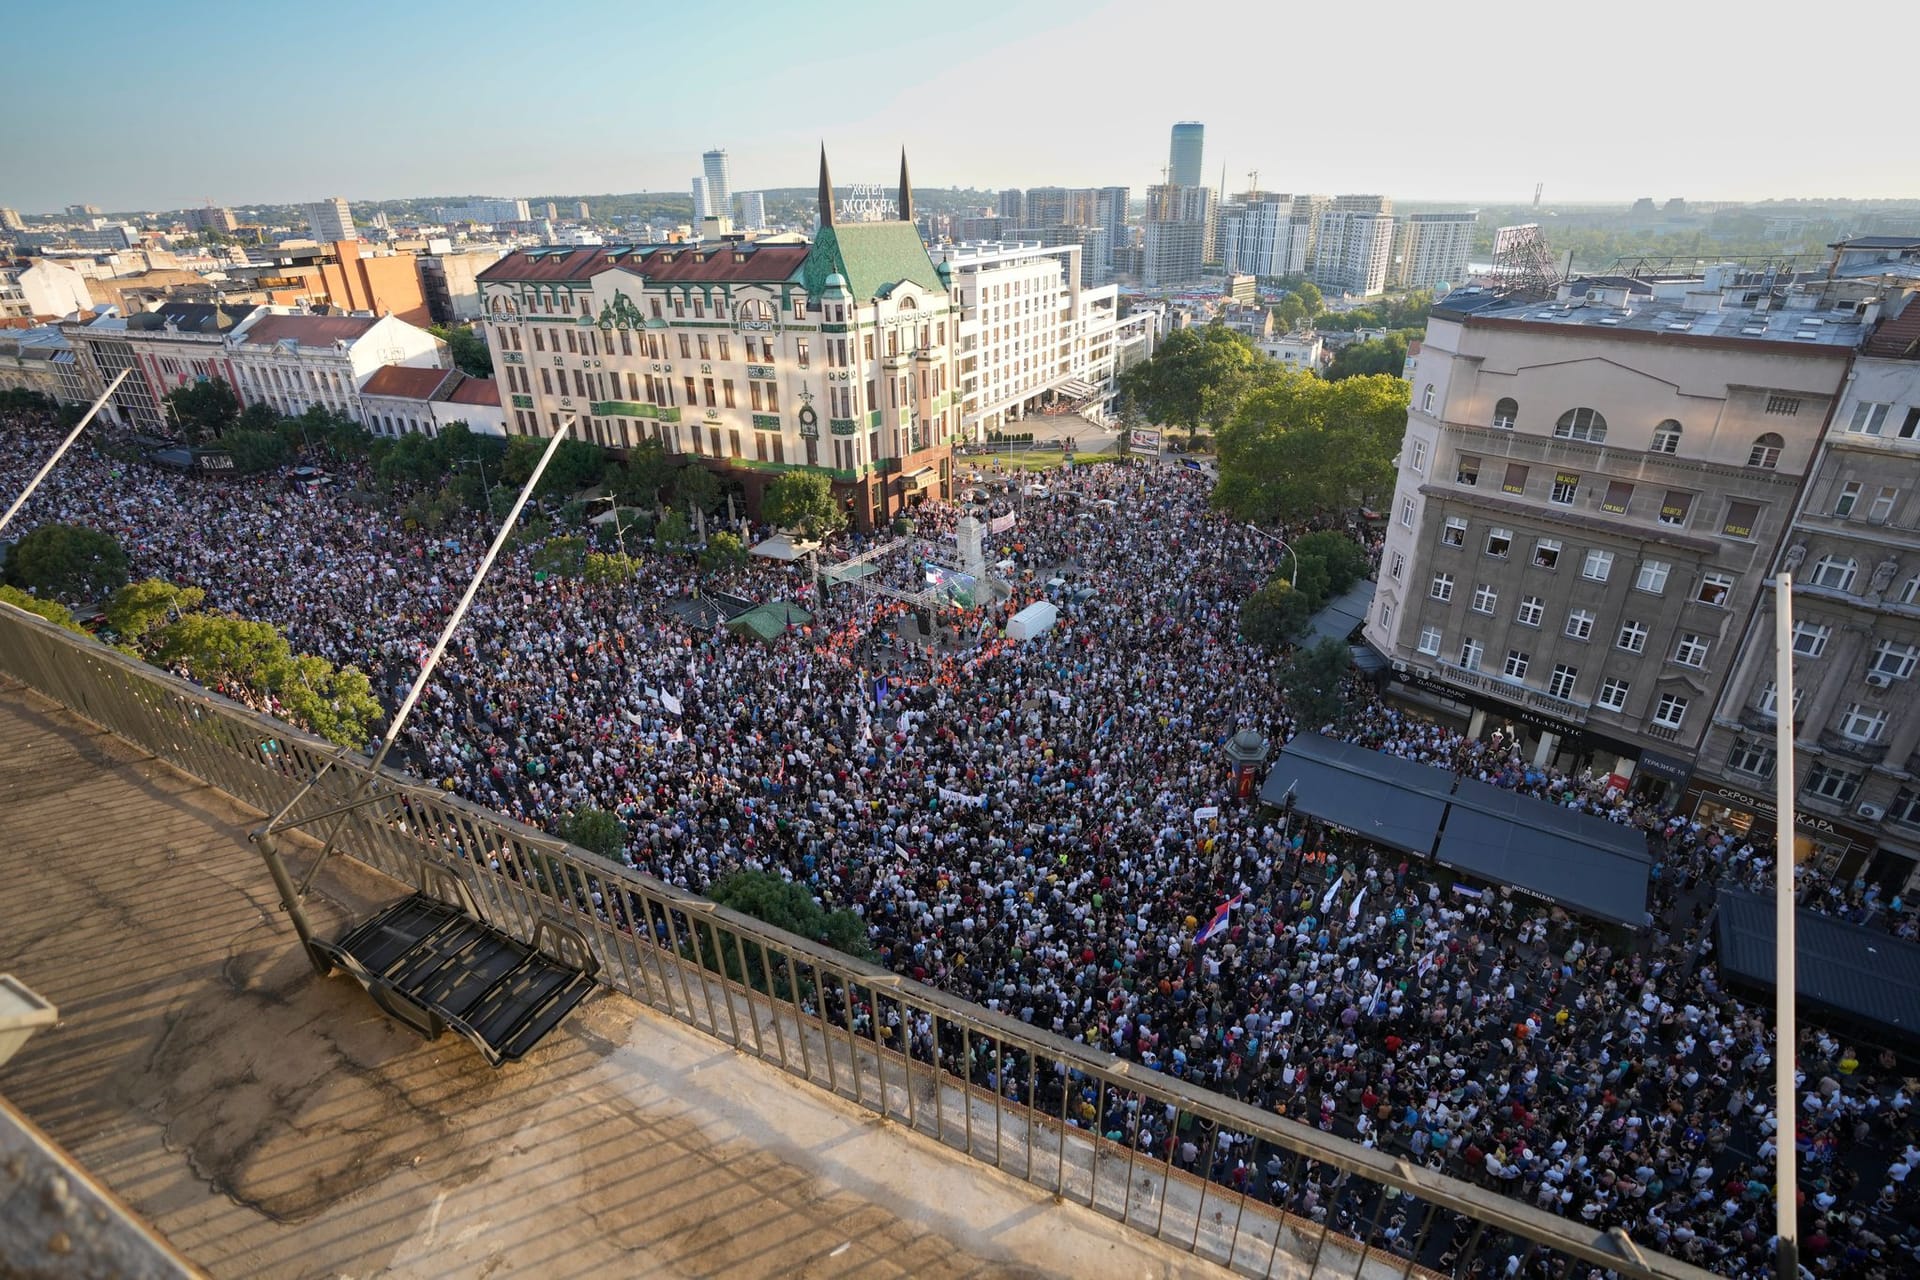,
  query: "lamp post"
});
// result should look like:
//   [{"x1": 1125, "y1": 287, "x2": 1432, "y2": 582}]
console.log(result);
[
  {"x1": 457, "y1": 454, "x2": 497, "y2": 514},
  {"x1": 1243, "y1": 521, "x2": 1298, "y2": 585}
]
